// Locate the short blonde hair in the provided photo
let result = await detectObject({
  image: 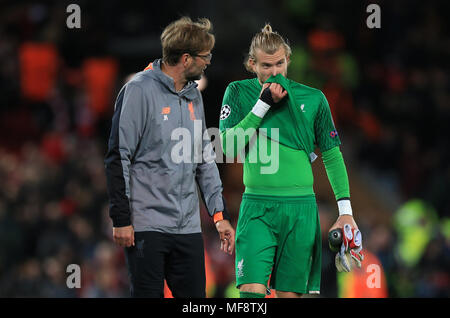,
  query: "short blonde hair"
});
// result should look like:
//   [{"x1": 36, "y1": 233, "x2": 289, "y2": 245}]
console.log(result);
[
  {"x1": 245, "y1": 24, "x2": 292, "y2": 72},
  {"x1": 161, "y1": 17, "x2": 215, "y2": 65}
]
